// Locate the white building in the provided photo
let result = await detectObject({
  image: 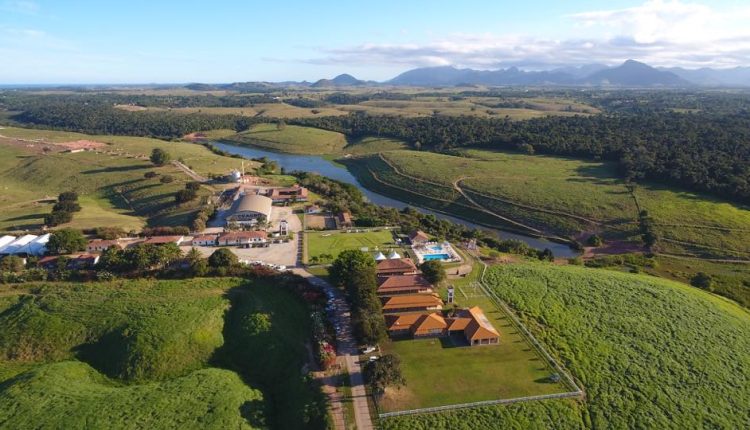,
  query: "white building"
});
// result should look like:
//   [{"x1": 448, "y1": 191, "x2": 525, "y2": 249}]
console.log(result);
[{"x1": 226, "y1": 194, "x2": 273, "y2": 226}]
